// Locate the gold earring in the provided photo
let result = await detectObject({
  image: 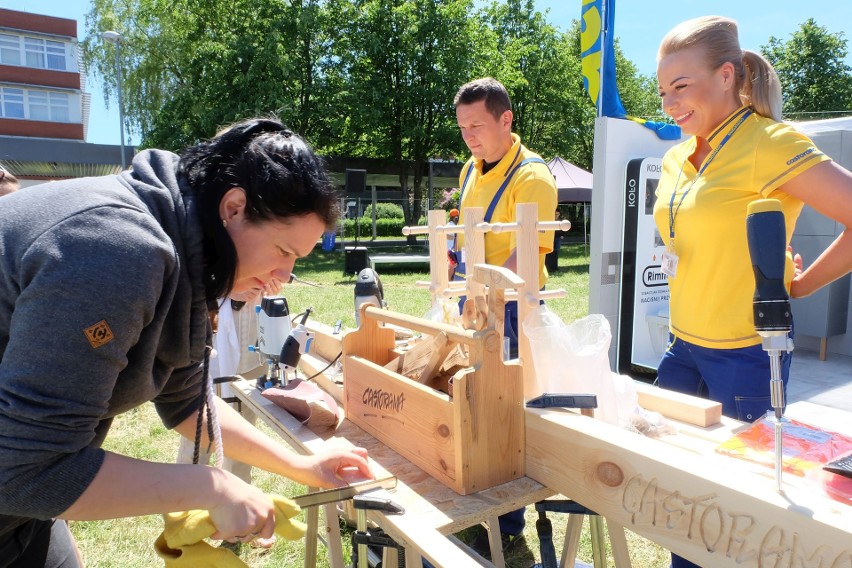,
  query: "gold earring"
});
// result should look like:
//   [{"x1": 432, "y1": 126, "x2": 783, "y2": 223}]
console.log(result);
[{"x1": 222, "y1": 219, "x2": 228, "y2": 228}]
